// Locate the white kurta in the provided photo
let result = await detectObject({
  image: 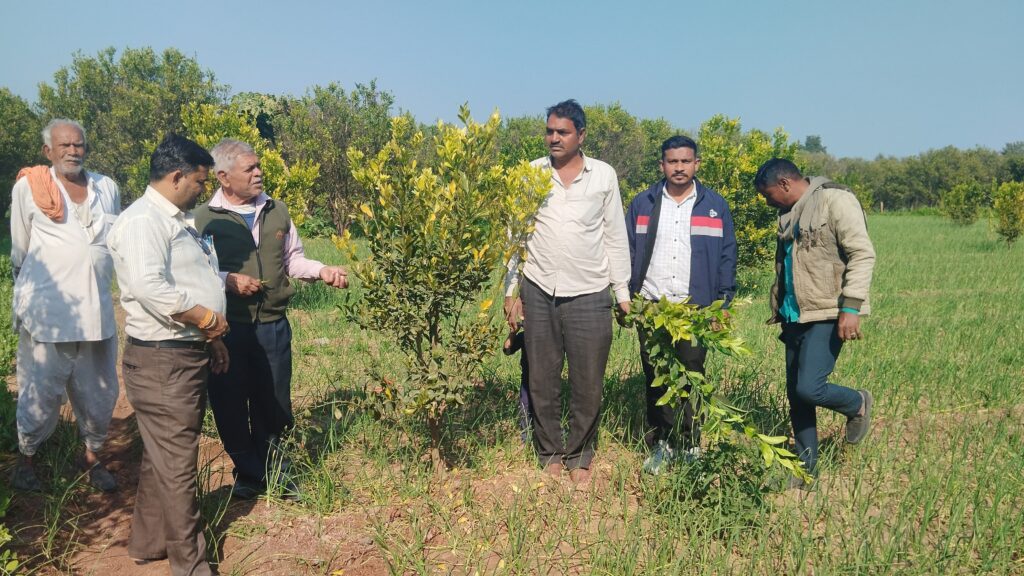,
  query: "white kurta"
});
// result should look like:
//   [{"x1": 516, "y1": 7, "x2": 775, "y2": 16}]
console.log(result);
[{"x1": 10, "y1": 169, "x2": 120, "y2": 342}]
